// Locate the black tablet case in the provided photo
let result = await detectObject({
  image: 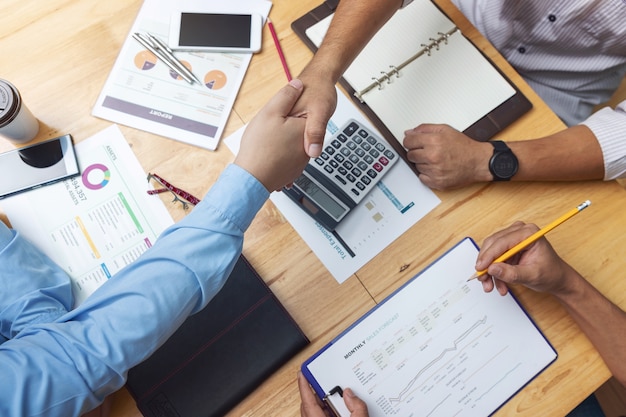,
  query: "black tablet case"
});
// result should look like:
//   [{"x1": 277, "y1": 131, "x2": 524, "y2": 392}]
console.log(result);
[
  {"x1": 291, "y1": 0, "x2": 532, "y2": 173},
  {"x1": 126, "y1": 255, "x2": 309, "y2": 417}
]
